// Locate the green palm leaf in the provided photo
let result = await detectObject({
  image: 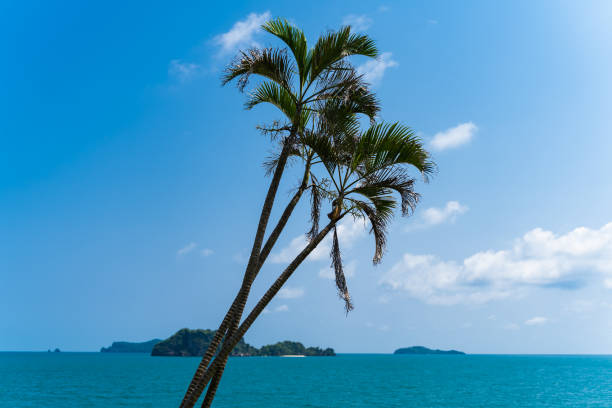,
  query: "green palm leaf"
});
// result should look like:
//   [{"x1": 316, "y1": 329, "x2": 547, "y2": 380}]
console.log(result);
[
  {"x1": 262, "y1": 18, "x2": 309, "y2": 87},
  {"x1": 222, "y1": 48, "x2": 295, "y2": 92}
]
